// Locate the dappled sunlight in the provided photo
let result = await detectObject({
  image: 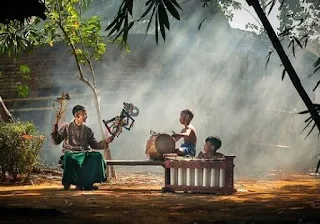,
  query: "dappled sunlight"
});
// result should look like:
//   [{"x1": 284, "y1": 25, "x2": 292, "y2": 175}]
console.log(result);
[
  {"x1": 0, "y1": 192, "x2": 41, "y2": 197},
  {"x1": 0, "y1": 184, "x2": 62, "y2": 192}
]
